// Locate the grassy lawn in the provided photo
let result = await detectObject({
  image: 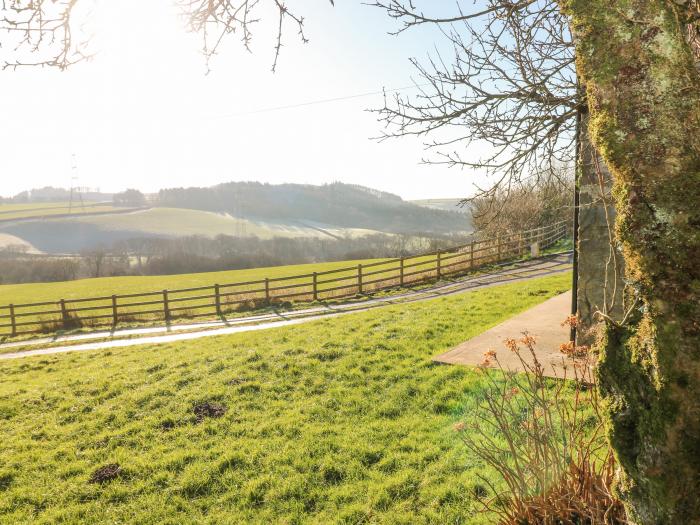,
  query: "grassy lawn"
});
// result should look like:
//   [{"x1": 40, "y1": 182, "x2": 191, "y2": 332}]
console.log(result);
[{"x1": 0, "y1": 273, "x2": 571, "y2": 524}]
